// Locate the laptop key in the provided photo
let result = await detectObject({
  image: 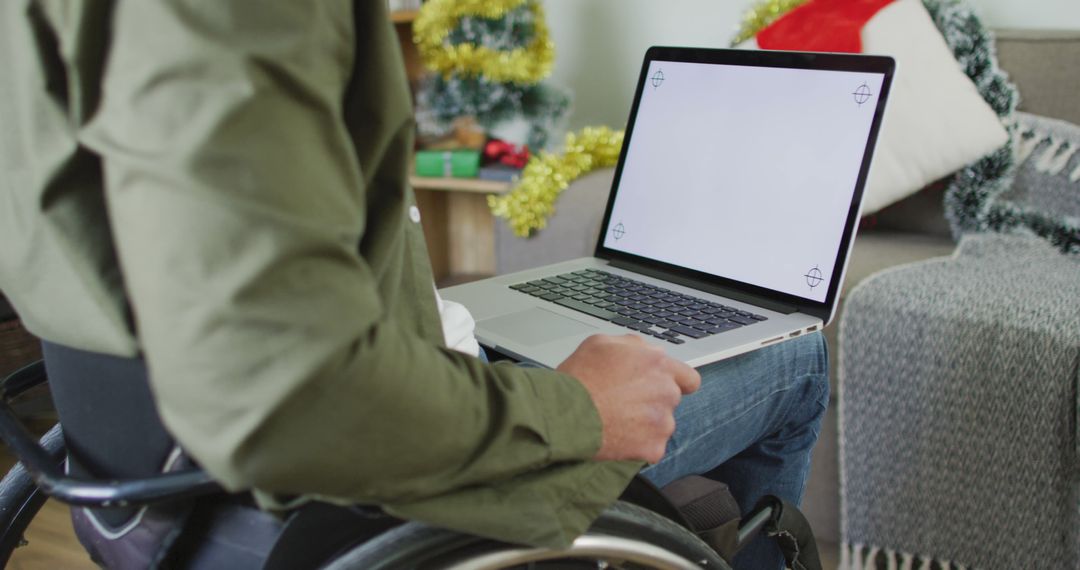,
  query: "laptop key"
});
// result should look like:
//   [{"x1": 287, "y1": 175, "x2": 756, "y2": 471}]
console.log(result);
[
  {"x1": 612, "y1": 316, "x2": 645, "y2": 328},
  {"x1": 728, "y1": 315, "x2": 756, "y2": 326},
  {"x1": 750, "y1": 314, "x2": 768, "y2": 321},
  {"x1": 553, "y1": 298, "x2": 621, "y2": 321},
  {"x1": 668, "y1": 325, "x2": 709, "y2": 339},
  {"x1": 539, "y1": 293, "x2": 563, "y2": 302},
  {"x1": 666, "y1": 337, "x2": 686, "y2": 345}
]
